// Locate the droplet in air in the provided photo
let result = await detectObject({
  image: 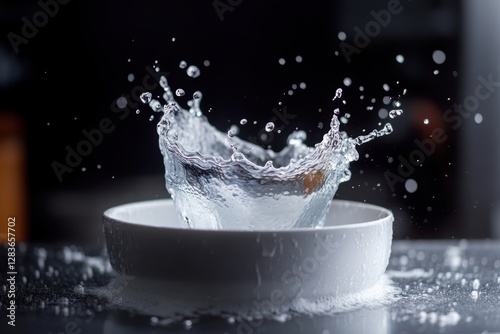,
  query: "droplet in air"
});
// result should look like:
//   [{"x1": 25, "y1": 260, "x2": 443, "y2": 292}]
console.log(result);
[
  {"x1": 405, "y1": 179, "x2": 418, "y2": 193},
  {"x1": 176, "y1": 89, "x2": 185, "y2": 97},
  {"x1": 295, "y1": 55, "x2": 303, "y2": 63},
  {"x1": 299, "y1": 82, "x2": 306, "y2": 89},
  {"x1": 338, "y1": 31, "x2": 347, "y2": 41},
  {"x1": 187, "y1": 65, "x2": 200, "y2": 78},
  {"x1": 432, "y1": 50, "x2": 446, "y2": 65},
  {"x1": 378, "y1": 109, "x2": 388, "y2": 119},
  {"x1": 396, "y1": 54, "x2": 405, "y2": 63},
  {"x1": 179, "y1": 61, "x2": 187, "y2": 69},
  {"x1": 203, "y1": 60, "x2": 210, "y2": 67},
  {"x1": 389, "y1": 109, "x2": 403, "y2": 118},
  {"x1": 474, "y1": 113, "x2": 483, "y2": 124},
  {"x1": 117, "y1": 97, "x2": 128, "y2": 109},
  {"x1": 278, "y1": 58, "x2": 286, "y2": 65},
  {"x1": 240, "y1": 118, "x2": 247, "y2": 125},
  {"x1": 333, "y1": 88, "x2": 342, "y2": 100},
  {"x1": 140, "y1": 92, "x2": 152, "y2": 104},
  {"x1": 383, "y1": 84, "x2": 390, "y2": 92},
  {"x1": 265, "y1": 122, "x2": 275, "y2": 132},
  {"x1": 343, "y1": 77, "x2": 352, "y2": 87},
  {"x1": 127, "y1": 74, "x2": 135, "y2": 82},
  {"x1": 423, "y1": 118, "x2": 429, "y2": 124}
]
